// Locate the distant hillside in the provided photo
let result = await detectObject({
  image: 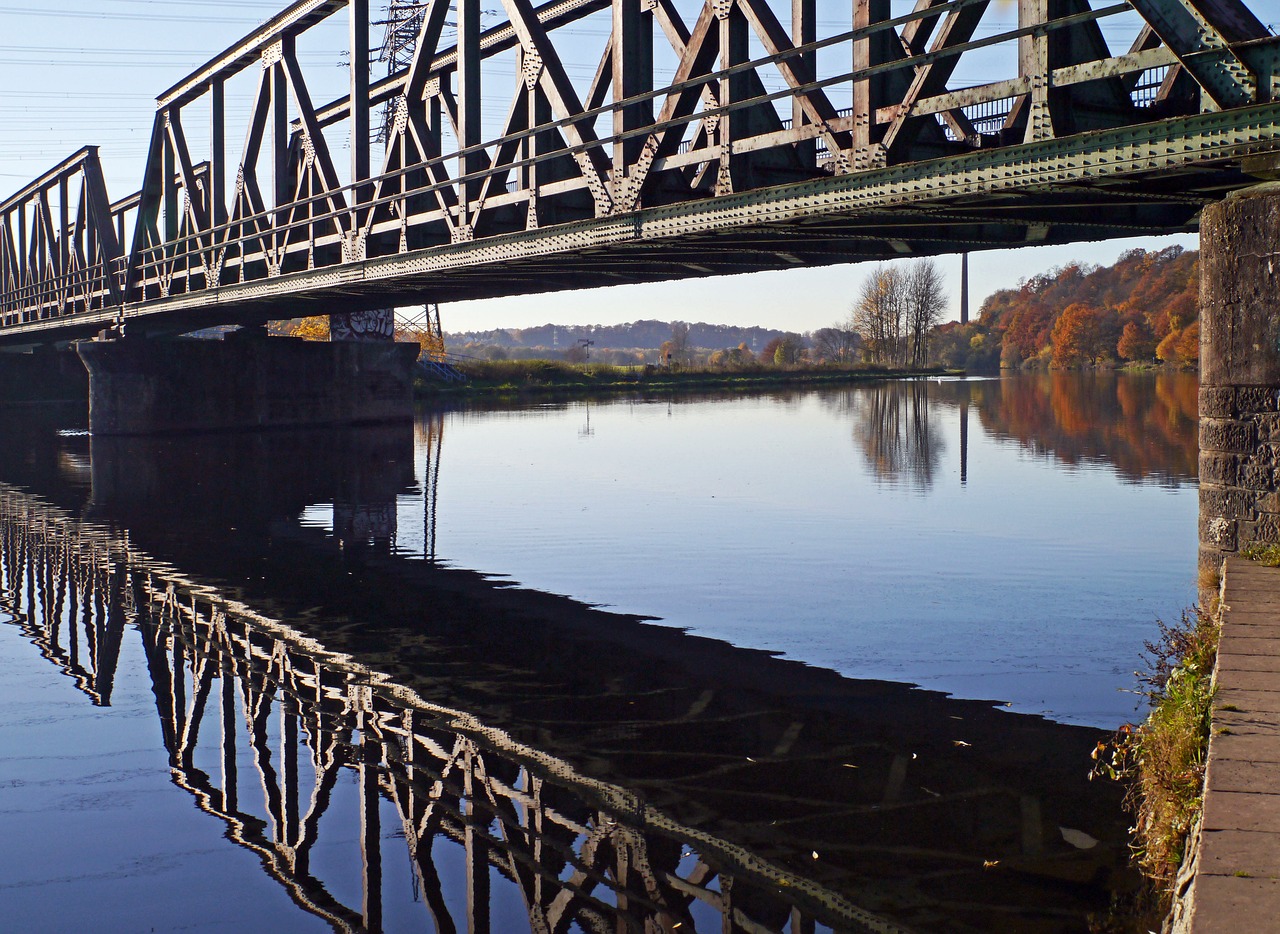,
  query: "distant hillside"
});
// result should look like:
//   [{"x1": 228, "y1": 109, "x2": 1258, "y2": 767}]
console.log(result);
[{"x1": 447, "y1": 319, "x2": 788, "y2": 351}]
